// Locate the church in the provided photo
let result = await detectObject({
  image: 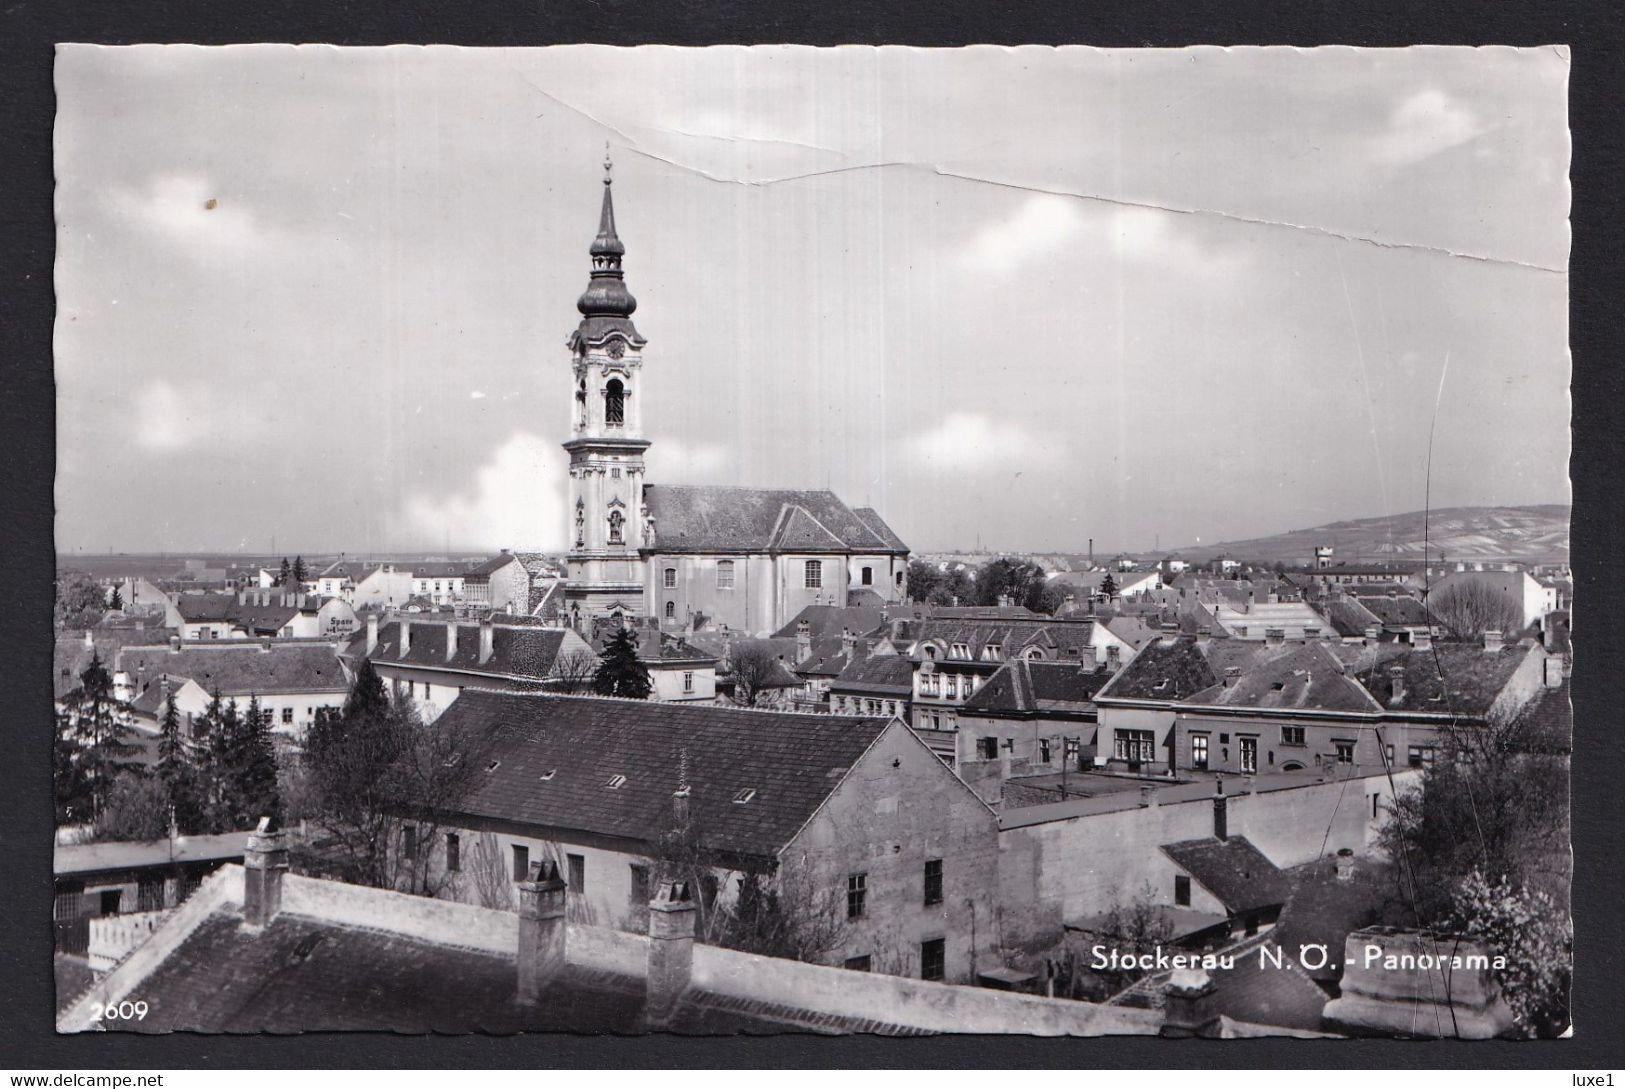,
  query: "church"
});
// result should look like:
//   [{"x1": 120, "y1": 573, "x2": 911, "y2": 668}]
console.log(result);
[{"x1": 561, "y1": 156, "x2": 911, "y2": 636}]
